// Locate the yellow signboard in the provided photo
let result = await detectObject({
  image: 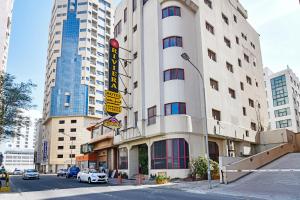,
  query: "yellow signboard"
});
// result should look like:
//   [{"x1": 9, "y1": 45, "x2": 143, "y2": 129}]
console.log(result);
[
  {"x1": 105, "y1": 104, "x2": 122, "y2": 114},
  {"x1": 105, "y1": 90, "x2": 121, "y2": 99},
  {"x1": 105, "y1": 96, "x2": 122, "y2": 105}
]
